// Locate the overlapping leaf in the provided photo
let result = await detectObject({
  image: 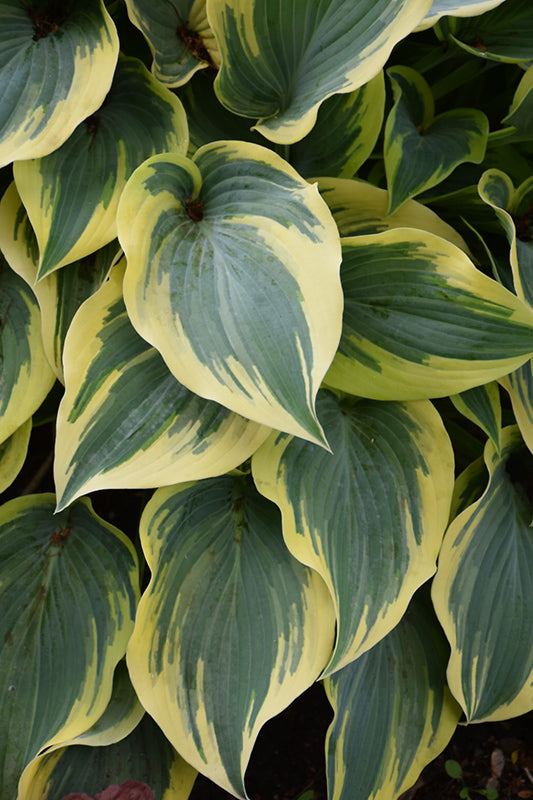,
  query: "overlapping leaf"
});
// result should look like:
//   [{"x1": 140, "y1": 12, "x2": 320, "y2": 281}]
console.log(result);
[
  {"x1": 13, "y1": 54, "x2": 188, "y2": 279},
  {"x1": 289, "y1": 71, "x2": 385, "y2": 180},
  {"x1": 0, "y1": 182, "x2": 118, "y2": 381},
  {"x1": 127, "y1": 475, "x2": 335, "y2": 798},
  {"x1": 317, "y1": 177, "x2": 468, "y2": 249},
  {"x1": 446, "y1": 0, "x2": 533, "y2": 62},
  {"x1": 17, "y1": 714, "x2": 197, "y2": 800},
  {"x1": 0, "y1": 255, "x2": 55, "y2": 446},
  {"x1": 0, "y1": 417, "x2": 31, "y2": 494},
  {"x1": 55, "y1": 260, "x2": 269, "y2": 510},
  {"x1": 478, "y1": 169, "x2": 533, "y2": 308},
  {"x1": 500, "y1": 360, "x2": 533, "y2": 455},
  {"x1": 500, "y1": 64, "x2": 533, "y2": 139},
  {"x1": 0, "y1": 0, "x2": 119, "y2": 167},
  {"x1": 125, "y1": 0, "x2": 220, "y2": 87},
  {"x1": 450, "y1": 382, "x2": 502, "y2": 453},
  {"x1": 325, "y1": 228, "x2": 533, "y2": 401},
  {"x1": 117, "y1": 142, "x2": 343, "y2": 446},
  {"x1": 324, "y1": 592, "x2": 461, "y2": 800},
  {"x1": 416, "y1": 0, "x2": 507, "y2": 30},
  {"x1": 384, "y1": 66, "x2": 488, "y2": 213},
  {"x1": 432, "y1": 427, "x2": 533, "y2": 722},
  {"x1": 253, "y1": 389, "x2": 454, "y2": 676},
  {"x1": 209, "y1": 0, "x2": 432, "y2": 144},
  {"x1": 0, "y1": 494, "x2": 139, "y2": 798}
]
